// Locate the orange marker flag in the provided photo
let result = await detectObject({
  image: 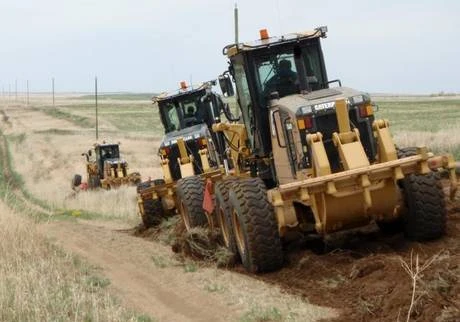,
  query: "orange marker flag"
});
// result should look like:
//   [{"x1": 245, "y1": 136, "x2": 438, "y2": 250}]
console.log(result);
[{"x1": 202, "y1": 179, "x2": 214, "y2": 214}]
